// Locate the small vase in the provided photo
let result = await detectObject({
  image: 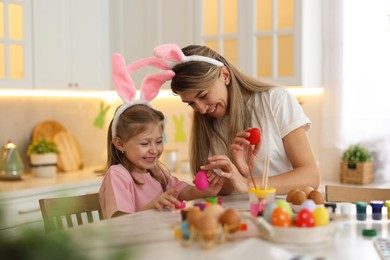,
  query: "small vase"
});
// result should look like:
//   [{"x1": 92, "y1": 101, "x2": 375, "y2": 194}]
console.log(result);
[{"x1": 30, "y1": 153, "x2": 57, "y2": 178}]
